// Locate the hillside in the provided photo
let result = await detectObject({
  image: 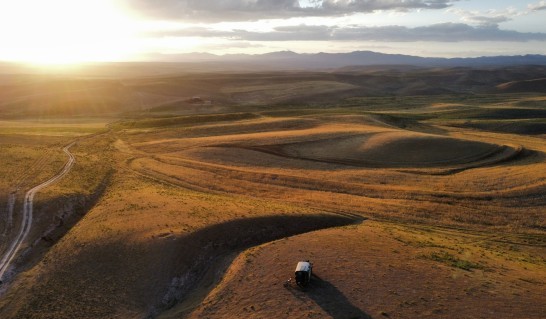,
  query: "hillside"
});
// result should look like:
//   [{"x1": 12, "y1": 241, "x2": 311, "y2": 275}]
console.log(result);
[
  {"x1": 0, "y1": 68, "x2": 544, "y2": 319},
  {"x1": 1, "y1": 65, "x2": 546, "y2": 118},
  {"x1": 497, "y1": 78, "x2": 546, "y2": 93}
]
